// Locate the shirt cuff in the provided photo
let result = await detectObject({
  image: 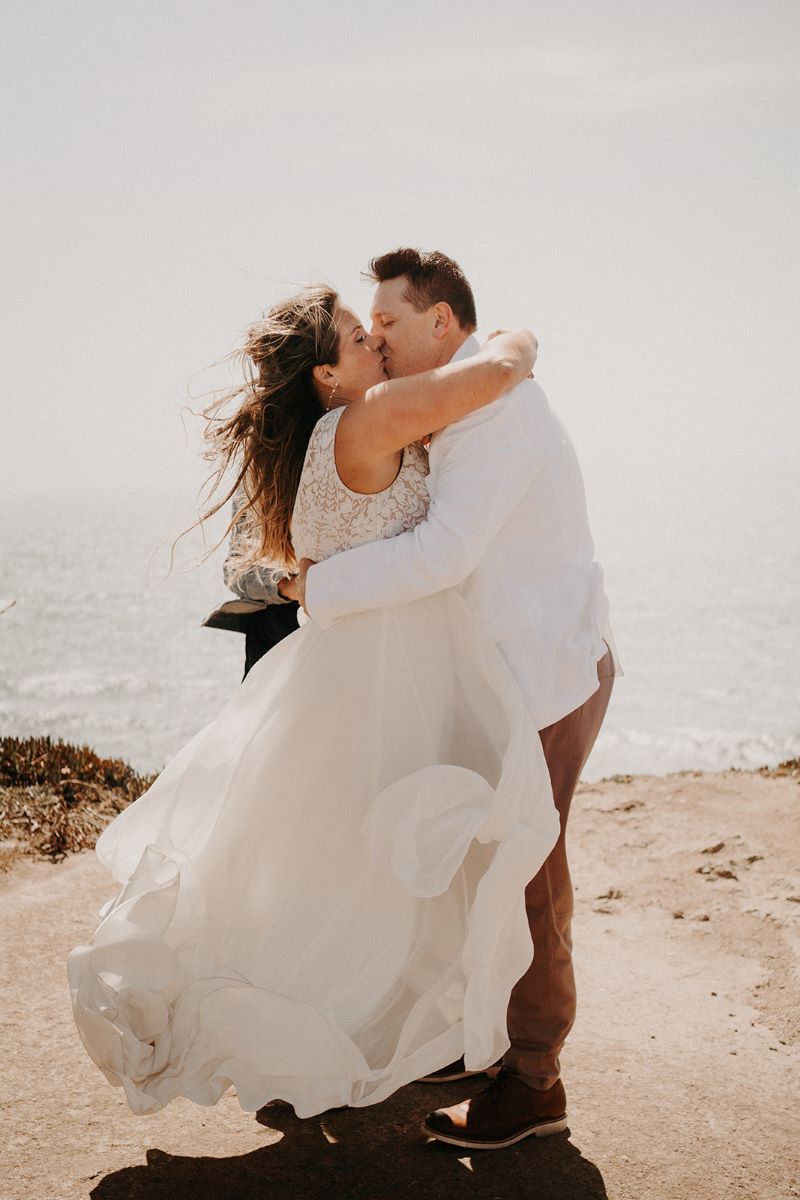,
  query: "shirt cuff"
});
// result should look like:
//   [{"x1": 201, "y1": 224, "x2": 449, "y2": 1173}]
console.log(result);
[{"x1": 303, "y1": 565, "x2": 337, "y2": 628}]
